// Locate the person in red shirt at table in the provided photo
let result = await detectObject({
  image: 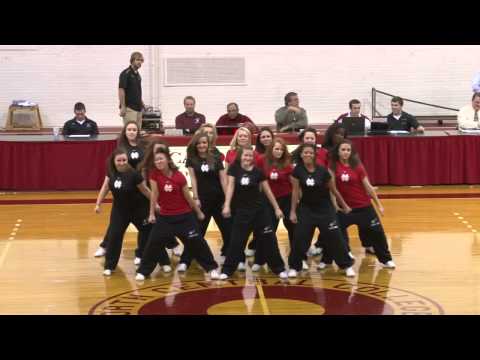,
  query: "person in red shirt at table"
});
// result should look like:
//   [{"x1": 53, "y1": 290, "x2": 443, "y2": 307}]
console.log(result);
[
  {"x1": 135, "y1": 147, "x2": 220, "y2": 281},
  {"x1": 175, "y1": 96, "x2": 206, "y2": 135},
  {"x1": 319, "y1": 139, "x2": 395, "y2": 270},
  {"x1": 215, "y1": 102, "x2": 258, "y2": 134}
]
